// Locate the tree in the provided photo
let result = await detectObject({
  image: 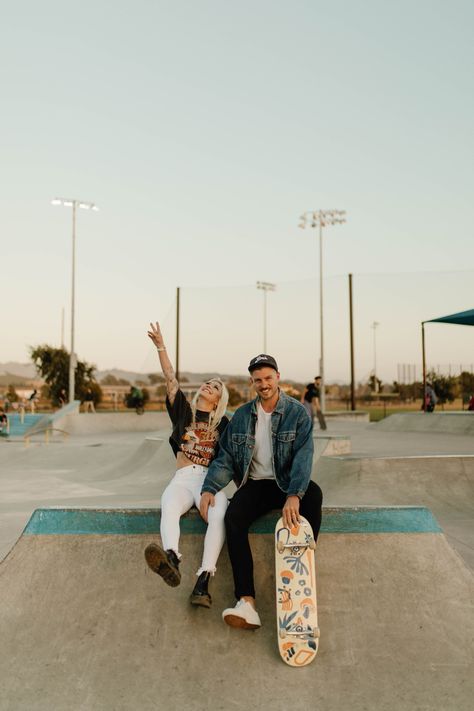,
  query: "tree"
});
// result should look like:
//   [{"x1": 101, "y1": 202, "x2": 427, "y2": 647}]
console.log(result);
[
  {"x1": 426, "y1": 370, "x2": 457, "y2": 408},
  {"x1": 368, "y1": 374, "x2": 382, "y2": 393},
  {"x1": 459, "y1": 371, "x2": 474, "y2": 404},
  {"x1": 148, "y1": 373, "x2": 165, "y2": 385},
  {"x1": 227, "y1": 385, "x2": 243, "y2": 407},
  {"x1": 6, "y1": 384, "x2": 18, "y2": 403},
  {"x1": 30, "y1": 345, "x2": 102, "y2": 406},
  {"x1": 100, "y1": 374, "x2": 130, "y2": 386}
]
